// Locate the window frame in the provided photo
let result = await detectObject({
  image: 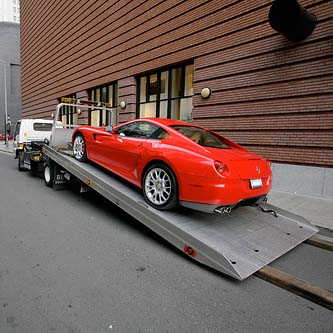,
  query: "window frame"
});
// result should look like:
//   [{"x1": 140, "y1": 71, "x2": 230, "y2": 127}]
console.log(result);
[
  {"x1": 88, "y1": 82, "x2": 117, "y2": 126},
  {"x1": 59, "y1": 94, "x2": 76, "y2": 125},
  {"x1": 136, "y1": 62, "x2": 194, "y2": 120}
]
